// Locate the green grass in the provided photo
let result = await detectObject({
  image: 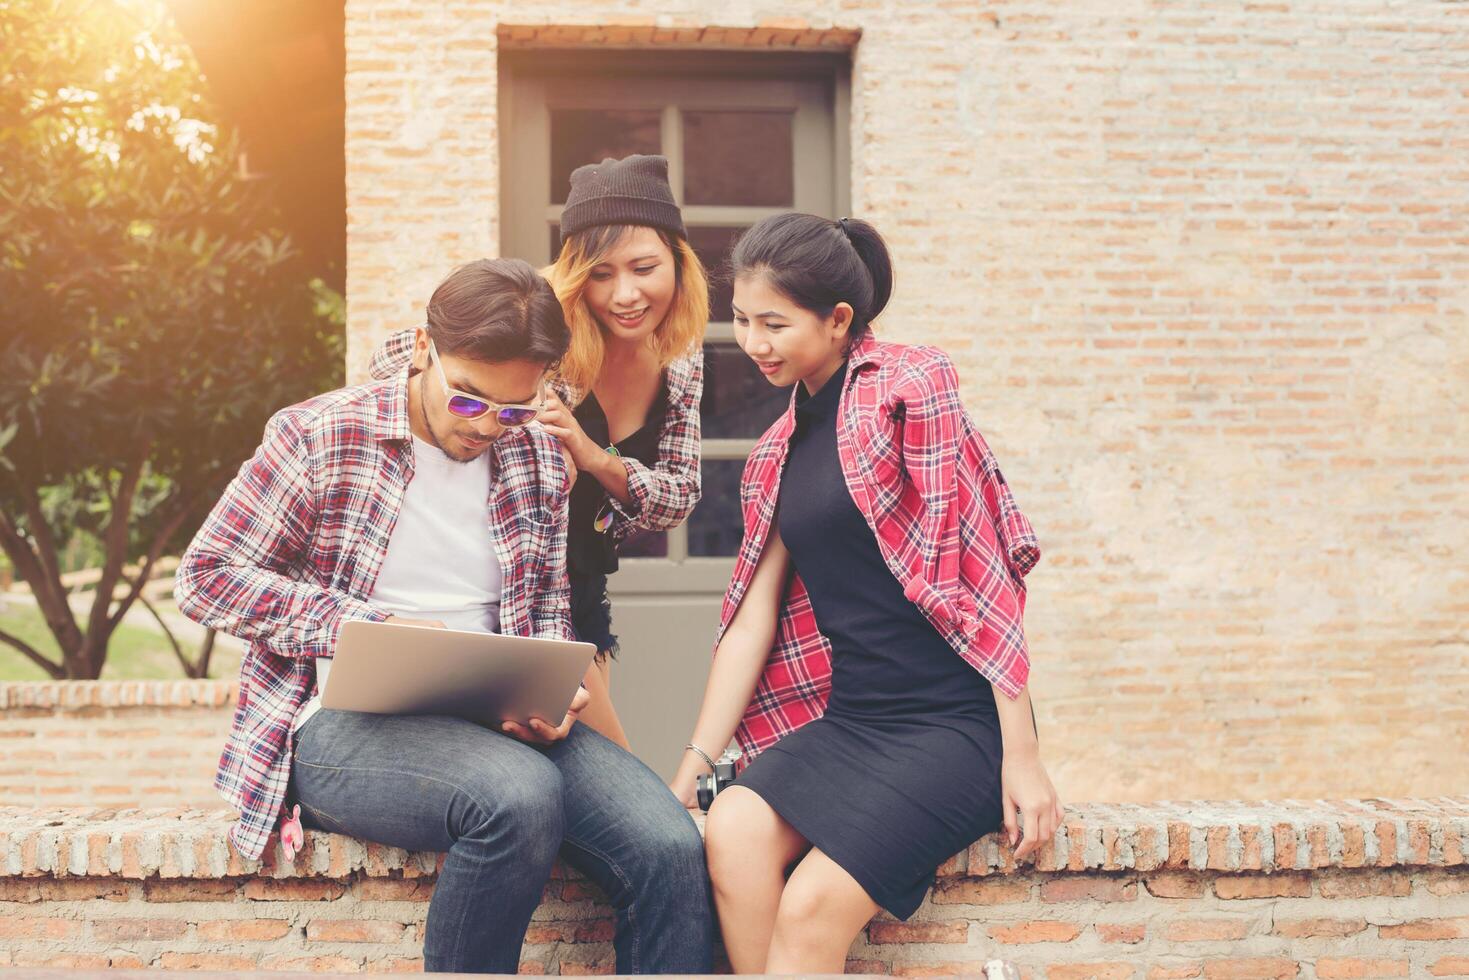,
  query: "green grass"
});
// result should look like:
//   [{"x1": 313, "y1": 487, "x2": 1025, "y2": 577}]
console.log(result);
[{"x1": 0, "y1": 602, "x2": 241, "y2": 681}]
